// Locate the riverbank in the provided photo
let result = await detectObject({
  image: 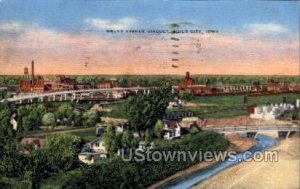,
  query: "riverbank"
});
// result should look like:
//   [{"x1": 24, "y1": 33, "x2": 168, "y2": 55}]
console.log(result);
[
  {"x1": 193, "y1": 135, "x2": 300, "y2": 189},
  {"x1": 147, "y1": 134, "x2": 255, "y2": 189}
]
